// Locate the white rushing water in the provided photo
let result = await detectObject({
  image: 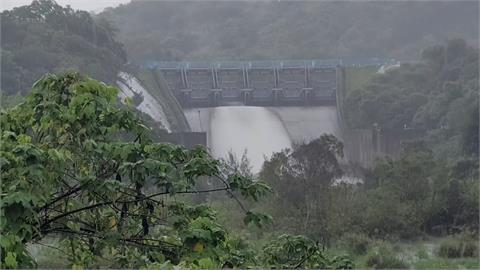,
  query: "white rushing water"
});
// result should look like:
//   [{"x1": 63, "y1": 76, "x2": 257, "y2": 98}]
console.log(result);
[
  {"x1": 117, "y1": 72, "x2": 171, "y2": 132},
  {"x1": 185, "y1": 106, "x2": 292, "y2": 172},
  {"x1": 209, "y1": 106, "x2": 292, "y2": 172},
  {"x1": 268, "y1": 106, "x2": 341, "y2": 143},
  {"x1": 184, "y1": 106, "x2": 341, "y2": 172}
]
